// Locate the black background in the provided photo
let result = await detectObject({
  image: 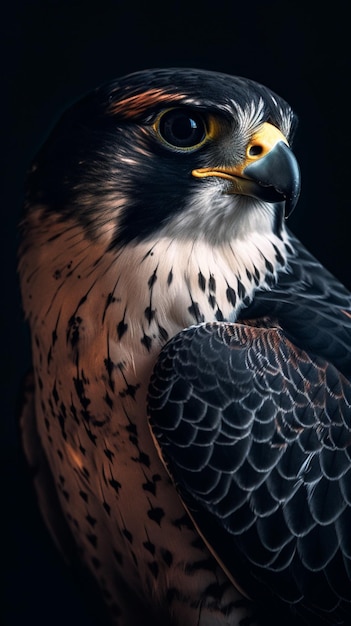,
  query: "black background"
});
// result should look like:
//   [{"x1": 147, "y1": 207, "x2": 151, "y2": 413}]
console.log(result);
[{"x1": 2, "y1": 2, "x2": 351, "y2": 624}]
